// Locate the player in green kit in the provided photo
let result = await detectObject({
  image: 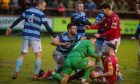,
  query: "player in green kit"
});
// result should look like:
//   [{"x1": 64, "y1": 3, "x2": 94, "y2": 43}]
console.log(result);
[{"x1": 42, "y1": 34, "x2": 99, "y2": 84}]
